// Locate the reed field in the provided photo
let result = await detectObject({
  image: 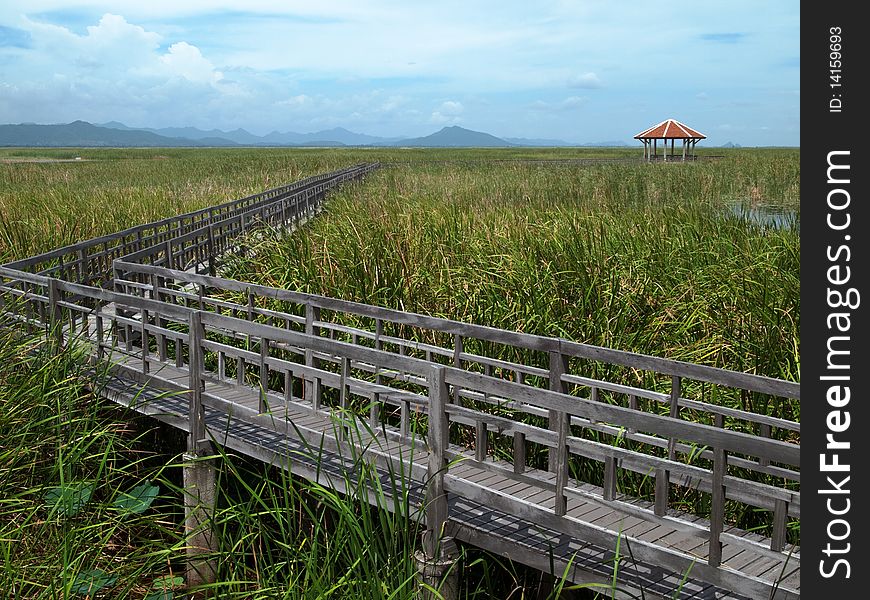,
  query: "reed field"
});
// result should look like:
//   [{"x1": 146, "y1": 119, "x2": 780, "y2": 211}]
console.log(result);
[
  {"x1": 0, "y1": 146, "x2": 799, "y2": 598},
  {"x1": 226, "y1": 149, "x2": 799, "y2": 387}
]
